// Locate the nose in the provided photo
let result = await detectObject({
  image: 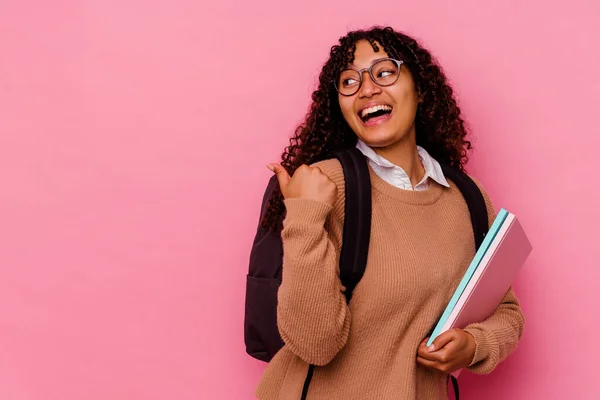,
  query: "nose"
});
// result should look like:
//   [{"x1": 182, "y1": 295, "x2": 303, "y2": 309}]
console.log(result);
[{"x1": 358, "y1": 70, "x2": 381, "y2": 98}]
